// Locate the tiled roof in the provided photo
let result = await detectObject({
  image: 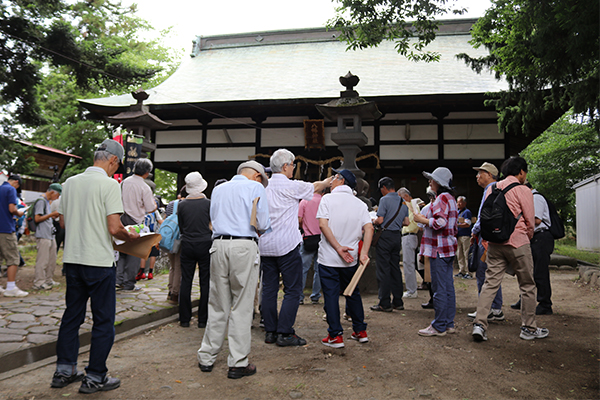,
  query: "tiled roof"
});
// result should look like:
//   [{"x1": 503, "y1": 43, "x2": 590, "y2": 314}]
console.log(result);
[{"x1": 81, "y1": 19, "x2": 507, "y2": 108}]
